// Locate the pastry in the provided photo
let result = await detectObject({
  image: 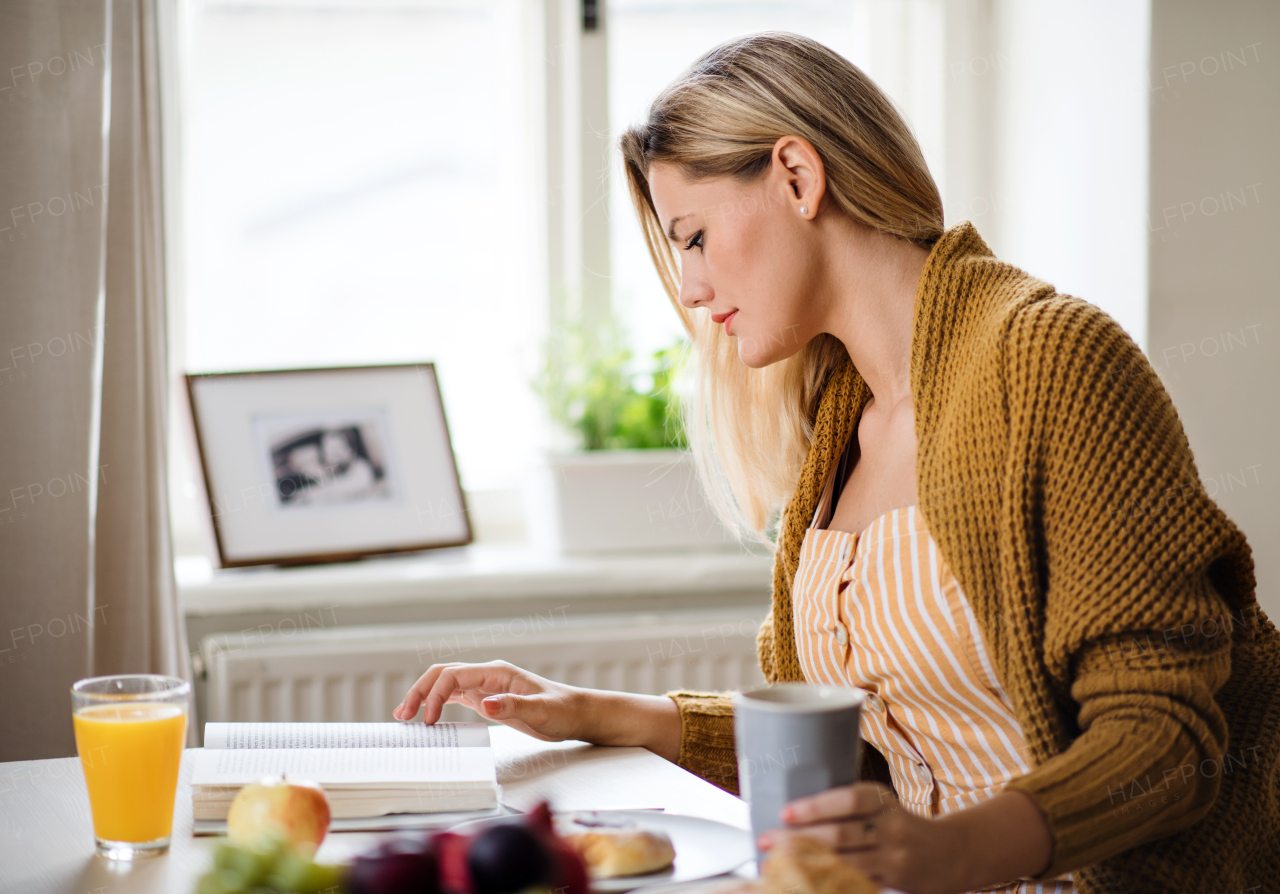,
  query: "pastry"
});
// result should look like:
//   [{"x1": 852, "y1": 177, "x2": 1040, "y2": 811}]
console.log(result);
[
  {"x1": 554, "y1": 813, "x2": 676, "y2": 878},
  {"x1": 761, "y1": 836, "x2": 880, "y2": 894}
]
